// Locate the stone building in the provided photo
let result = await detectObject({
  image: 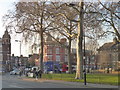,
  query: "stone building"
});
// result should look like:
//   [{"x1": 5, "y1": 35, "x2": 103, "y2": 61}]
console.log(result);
[
  {"x1": 2, "y1": 30, "x2": 11, "y2": 72},
  {"x1": 97, "y1": 38, "x2": 120, "y2": 70}
]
